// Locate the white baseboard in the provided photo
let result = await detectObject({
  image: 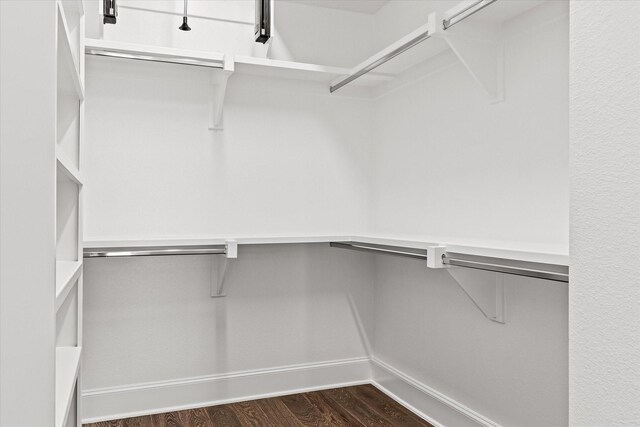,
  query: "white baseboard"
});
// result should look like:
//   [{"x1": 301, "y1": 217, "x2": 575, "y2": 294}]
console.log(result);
[
  {"x1": 83, "y1": 356, "x2": 499, "y2": 427},
  {"x1": 371, "y1": 357, "x2": 502, "y2": 427},
  {"x1": 81, "y1": 357, "x2": 372, "y2": 423}
]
